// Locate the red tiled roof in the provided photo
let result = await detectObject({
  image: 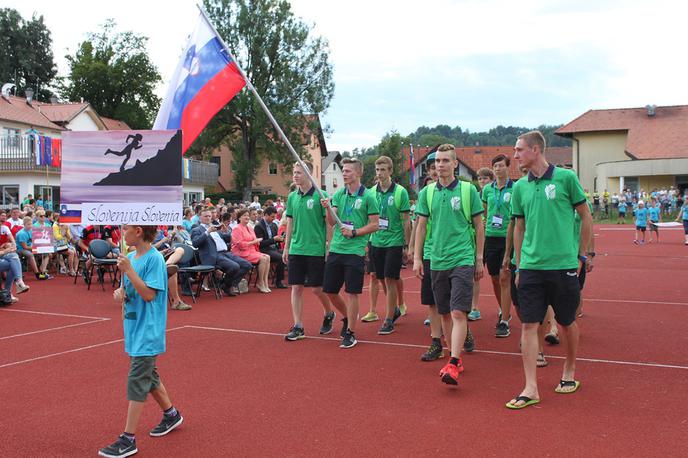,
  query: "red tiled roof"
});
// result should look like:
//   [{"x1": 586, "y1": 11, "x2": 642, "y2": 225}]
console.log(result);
[
  {"x1": 405, "y1": 145, "x2": 572, "y2": 180},
  {"x1": 100, "y1": 116, "x2": 131, "y2": 130},
  {"x1": 39, "y1": 102, "x2": 89, "y2": 123},
  {"x1": 555, "y1": 105, "x2": 688, "y2": 159},
  {"x1": 0, "y1": 95, "x2": 64, "y2": 131}
]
